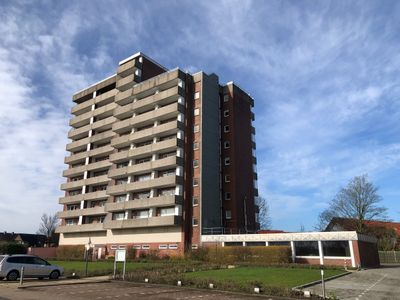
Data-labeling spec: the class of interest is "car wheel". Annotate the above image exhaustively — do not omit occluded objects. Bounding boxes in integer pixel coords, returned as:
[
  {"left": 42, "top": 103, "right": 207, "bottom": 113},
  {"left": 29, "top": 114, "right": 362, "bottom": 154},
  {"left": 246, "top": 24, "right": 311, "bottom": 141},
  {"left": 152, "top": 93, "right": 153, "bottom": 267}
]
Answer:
[
  {"left": 49, "top": 270, "right": 60, "bottom": 280},
  {"left": 7, "top": 270, "right": 19, "bottom": 281},
  {"left": 0, "top": 277, "right": 4, "bottom": 281}
]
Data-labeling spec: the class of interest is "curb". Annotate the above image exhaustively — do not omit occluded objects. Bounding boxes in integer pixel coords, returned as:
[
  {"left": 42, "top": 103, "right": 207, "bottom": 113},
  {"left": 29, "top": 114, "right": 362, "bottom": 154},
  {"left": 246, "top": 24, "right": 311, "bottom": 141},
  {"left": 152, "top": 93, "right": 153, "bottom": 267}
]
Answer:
[
  {"left": 292, "top": 271, "right": 351, "bottom": 290},
  {"left": 17, "top": 277, "right": 111, "bottom": 289}
]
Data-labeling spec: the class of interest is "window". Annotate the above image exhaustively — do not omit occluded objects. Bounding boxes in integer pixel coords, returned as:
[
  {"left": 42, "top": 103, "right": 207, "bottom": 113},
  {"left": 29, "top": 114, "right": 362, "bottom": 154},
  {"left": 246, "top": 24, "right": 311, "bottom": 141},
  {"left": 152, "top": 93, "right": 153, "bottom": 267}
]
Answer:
[
  {"left": 132, "top": 191, "right": 151, "bottom": 199},
  {"left": 225, "top": 242, "right": 243, "bottom": 247},
  {"left": 91, "top": 185, "right": 107, "bottom": 192},
  {"left": 224, "top": 157, "right": 230, "bottom": 165},
  {"left": 134, "top": 173, "right": 151, "bottom": 182},
  {"left": 66, "top": 218, "right": 78, "bottom": 226},
  {"left": 94, "top": 156, "right": 109, "bottom": 162},
  {"left": 110, "top": 245, "right": 118, "bottom": 250},
  {"left": 142, "top": 245, "right": 150, "bottom": 250},
  {"left": 193, "top": 125, "right": 200, "bottom": 133},
  {"left": 193, "top": 142, "right": 199, "bottom": 150},
  {"left": 159, "top": 134, "right": 176, "bottom": 141},
  {"left": 224, "top": 125, "right": 230, "bottom": 133},
  {"left": 193, "top": 178, "right": 199, "bottom": 186},
  {"left": 93, "top": 170, "right": 107, "bottom": 177},
  {"left": 246, "top": 242, "right": 266, "bottom": 247},
  {"left": 225, "top": 175, "right": 231, "bottom": 183},
  {"left": 294, "top": 241, "right": 319, "bottom": 256},
  {"left": 193, "top": 159, "right": 199, "bottom": 168},
  {"left": 192, "top": 244, "right": 198, "bottom": 250},
  {"left": 69, "top": 189, "right": 81, "bottom": 196},
  {"left": 224, "top": 141, "right": 230, "bottom": 149},
  {"left": 223, "top": 110, "right": 229, "bottom": 117},
  {"left": 132, "top": 209, "right": 149, "bottom": 219},
  {"left": 192, "top": 218, "right": 199, "bottom": 226},
  {"left": 159, "top": 244, "right": 168, "bottom": 250},
  {"left": 322, "top": 241, "right": 350, "bottom": 257},
  {"left": 159, "top": 151, "right": 175, "bottom": 159},
  {"left": 115, "top": 195, "right": 126, "bottom": 203},
  {"left": 158, "top": 188, "right": 175, "bottom": 196},
  {"left": 225, "top": 210, "right": 232, "bottom": 219},
  {"left": 136, "top": 156, "right": 151, "bottom": 164},
  {"left": 118, "top": 245, "right": 126, "bottom": 249},
  {"left": 117, "top": 162, "right": 129, "bottom": 169},
  {"left": 133, "top": 245, "right": 141, "bottom": 250},
  {"left": 67, "top": 204, "right": 79, "bottom": 211},
  {"left": 194, "top": 108, "right": 200, "bottom": 116},
  {"left": 159, "top": 169, "right": 175, "bottom": 177},
  {"left": 160, "top": 207, "right": 175, "bottom": 216},
  {"left": 113, "top": 212, "right": 125, "bottom": 221},
  {"left": 168, "top": 244, "right": 178, "bottom": 250},
  {"left": 223, "top": 94, "right": 229, "bottom": 102},
  {"left": 136, "top": 140, "right": 153, "bottom": 147},
  {"left": 225, "top": 192, "right": 231, "bottom": 200},
  {"left": 71, "top": 176, "right": 83, "bottom": 182},
  {"left": 194, "top": 92, "right": 200, "bottom": 99},
  {"left": 116, "top": 177, "right": 128, "bottom": 185},
  {"left": 192, "top": 197, "right": 199, "bottom": 206},
  {"left": 269, "top": 241, "right": 291, "bottom": 246}
]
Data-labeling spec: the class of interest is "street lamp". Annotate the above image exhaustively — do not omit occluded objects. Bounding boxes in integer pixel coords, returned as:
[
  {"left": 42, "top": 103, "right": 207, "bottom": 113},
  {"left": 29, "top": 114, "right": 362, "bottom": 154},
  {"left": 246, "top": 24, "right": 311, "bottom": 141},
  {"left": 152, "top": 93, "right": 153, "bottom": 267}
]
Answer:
[{"left": 85, "top": 237, "right": 92, "bottom": 277}]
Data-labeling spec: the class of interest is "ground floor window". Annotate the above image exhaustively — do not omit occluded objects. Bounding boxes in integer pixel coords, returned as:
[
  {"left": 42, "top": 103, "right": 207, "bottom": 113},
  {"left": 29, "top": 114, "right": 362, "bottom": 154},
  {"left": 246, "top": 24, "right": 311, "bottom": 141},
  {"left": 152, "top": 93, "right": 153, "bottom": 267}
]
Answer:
[
  {"left": 294, "top": 241, "right": 319, "bottom": 256},
  {"left": 322, "top": 241, "right": 350, "bottom": 257}
]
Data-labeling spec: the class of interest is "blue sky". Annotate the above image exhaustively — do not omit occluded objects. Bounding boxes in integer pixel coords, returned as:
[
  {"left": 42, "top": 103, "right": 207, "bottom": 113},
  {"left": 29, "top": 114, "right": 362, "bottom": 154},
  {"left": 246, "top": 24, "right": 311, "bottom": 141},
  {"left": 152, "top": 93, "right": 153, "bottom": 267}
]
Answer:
[{"left": 0, "top": 0, "right": 399, "bottom": 233}]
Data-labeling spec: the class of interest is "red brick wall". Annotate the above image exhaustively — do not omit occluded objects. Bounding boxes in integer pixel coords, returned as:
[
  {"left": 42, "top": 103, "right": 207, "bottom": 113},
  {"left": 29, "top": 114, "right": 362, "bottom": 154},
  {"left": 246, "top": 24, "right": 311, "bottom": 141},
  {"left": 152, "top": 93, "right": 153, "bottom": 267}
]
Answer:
[
  {"left": 105, "top": 242, "right": 185, "bottom": 258},
  {"left": 28, "top": 247, "right": 57, "bottom": 259}
]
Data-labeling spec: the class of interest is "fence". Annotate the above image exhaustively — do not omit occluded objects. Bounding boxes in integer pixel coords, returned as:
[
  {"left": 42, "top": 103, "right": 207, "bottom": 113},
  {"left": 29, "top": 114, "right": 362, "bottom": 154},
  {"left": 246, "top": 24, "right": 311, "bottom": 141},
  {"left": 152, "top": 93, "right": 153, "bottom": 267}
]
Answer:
[{"left": 379, "top": 251, "right": 400, "bottom": 264}]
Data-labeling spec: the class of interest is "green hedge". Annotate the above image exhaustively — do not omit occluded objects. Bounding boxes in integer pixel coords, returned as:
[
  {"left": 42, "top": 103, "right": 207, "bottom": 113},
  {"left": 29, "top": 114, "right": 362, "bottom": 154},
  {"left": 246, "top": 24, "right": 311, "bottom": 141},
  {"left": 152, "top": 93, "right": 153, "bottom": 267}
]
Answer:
[
  {"left": 187, "top": 246, "right": 291, "bottom": 264},
  {"left": 0, "top": 242, "right": 27, "bottom": 254}
]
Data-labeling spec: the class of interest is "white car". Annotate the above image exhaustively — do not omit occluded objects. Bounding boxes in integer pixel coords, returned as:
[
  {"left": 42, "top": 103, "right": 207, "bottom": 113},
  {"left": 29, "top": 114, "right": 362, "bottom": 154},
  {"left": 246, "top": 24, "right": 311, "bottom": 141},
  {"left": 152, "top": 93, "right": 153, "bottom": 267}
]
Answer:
[{"left": 0, "top": 255, "right": 64, "bottom": 281}]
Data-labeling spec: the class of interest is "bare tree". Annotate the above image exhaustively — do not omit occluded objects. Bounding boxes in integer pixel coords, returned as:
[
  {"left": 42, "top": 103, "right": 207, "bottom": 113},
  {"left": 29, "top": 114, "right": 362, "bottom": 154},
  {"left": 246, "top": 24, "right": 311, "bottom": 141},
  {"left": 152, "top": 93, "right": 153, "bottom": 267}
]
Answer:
[
  {"left": 316, "top": 175, "right": 388, "bottom": 232},
  {"left": 37, "top": 213, "right": 59, "bottom": 246},
  {"left": 256, "top": 196, "right": 272, "bottom": 230}
]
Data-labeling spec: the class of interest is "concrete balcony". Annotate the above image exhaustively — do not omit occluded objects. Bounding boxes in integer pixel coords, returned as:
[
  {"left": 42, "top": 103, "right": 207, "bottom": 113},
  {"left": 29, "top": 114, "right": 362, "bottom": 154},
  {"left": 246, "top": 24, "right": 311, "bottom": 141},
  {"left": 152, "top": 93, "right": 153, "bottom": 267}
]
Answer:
[
  {"left": 58, "top": 206, "right": 106, "bottom": 219},
  {"left": 71, "top": 88, "right": 117, "bottom": 117},
  {"left": 103, "top": 215, "right": 181, "bottom": 230},
  {"left": 111, "top": 121, "right": 184, "bottom": 149},
  {"left": 59, "top": 190, "right": 108, "bottom": 205},
  {"left": 107, "top": 175, "right": 182, "bottom": 195},
  {"left": 117, "top": 58, "right": 141, "bottom": 78},
  {"left": 113, "top": 102, "right": 183, "bottom": 134},
  {"left": 63, "top": 160, "right": 112, "bottom": 177},
  {"left": 65, "top": 145, "right": 113, "bottom": 164},
  {"left": 56, "top": 223, "right": 106, "bottom": 233},
  {"left": 105, "top": 195, "right": 182, "bottom": 212},
  {"left": 67, "top": 130, "right": 115, "bottom": 152},
  {"left": 114, "top": 86, "right": 184, "bottom": 118},
  {"left": 68, "top": 116, "right": 115, "bottom": 139},
  {"left": 108, "top": 156, "right": 183, "bottom": 179},
  {"left": 61, "top": 175, "right": 109, "bottom": 191},
  {"left": 116, "top": 74, "right": 140, "bottom": 92},
  {"left": 110, "top": 138, "right": 182, "bottom": 163},
  {"left": 70, "top": 102, "right": 116, "bottom": 128}
]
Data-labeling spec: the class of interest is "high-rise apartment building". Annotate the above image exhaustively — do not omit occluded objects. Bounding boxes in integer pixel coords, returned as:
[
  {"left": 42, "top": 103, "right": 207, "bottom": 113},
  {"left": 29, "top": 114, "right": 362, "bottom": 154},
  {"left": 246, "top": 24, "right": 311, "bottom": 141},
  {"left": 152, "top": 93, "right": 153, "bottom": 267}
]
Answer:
[{"left": 56, "top": 52, "right": 258, "bottom": 257}]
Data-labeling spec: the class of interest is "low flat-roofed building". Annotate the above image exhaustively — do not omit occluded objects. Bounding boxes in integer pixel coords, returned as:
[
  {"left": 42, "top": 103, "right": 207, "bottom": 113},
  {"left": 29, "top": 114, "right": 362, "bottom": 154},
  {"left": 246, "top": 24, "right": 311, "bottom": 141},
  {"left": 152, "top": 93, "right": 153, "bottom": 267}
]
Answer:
[{"left": 201, "top": 231, "right": 380, "bottom": 268}]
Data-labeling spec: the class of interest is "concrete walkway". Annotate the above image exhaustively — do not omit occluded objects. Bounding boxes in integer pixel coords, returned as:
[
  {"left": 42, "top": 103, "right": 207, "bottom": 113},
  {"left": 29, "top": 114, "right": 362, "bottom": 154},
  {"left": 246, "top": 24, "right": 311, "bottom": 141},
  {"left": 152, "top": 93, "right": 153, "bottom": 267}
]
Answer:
[{"left": 304, "top": 265, "right": 400, "bottom": 299}]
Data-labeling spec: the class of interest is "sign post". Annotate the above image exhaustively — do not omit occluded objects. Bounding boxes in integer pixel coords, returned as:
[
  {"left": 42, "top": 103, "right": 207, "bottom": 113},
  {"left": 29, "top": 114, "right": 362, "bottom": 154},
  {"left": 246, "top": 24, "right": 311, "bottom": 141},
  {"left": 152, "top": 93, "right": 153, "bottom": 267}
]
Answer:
[
  {"left": 320, "top": 267, "right": 326, "bottom": 299},
  {"left": 114, "top": 249, "right": 127, "bottom": 280}
]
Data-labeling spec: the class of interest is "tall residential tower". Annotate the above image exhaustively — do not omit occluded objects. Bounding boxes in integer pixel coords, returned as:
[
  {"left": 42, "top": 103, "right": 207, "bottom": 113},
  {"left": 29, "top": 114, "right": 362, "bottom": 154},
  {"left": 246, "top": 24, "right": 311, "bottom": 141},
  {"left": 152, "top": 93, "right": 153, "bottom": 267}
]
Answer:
[{"left": 56, "top": 52, "right": 258, "bottom": 257}]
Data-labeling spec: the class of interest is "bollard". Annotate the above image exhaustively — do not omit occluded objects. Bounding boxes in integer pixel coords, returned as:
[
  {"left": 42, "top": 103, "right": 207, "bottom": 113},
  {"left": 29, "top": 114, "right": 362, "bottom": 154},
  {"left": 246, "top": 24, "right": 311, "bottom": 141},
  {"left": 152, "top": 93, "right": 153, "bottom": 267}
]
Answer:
[
  {"left": 19, "top": 267, "right": 24, "bottom": 286},
  {"left": 144, "top": 278, "right": 149, "bottom": 283},
  {"left": 177, "top": 280, "right": 182, "bottom": 286},
  {"left": 209, "top": 283, "right": 214, "bottom": 289},
  {"left": 254, "top": 287, "right": 260, "bottom": 294}
]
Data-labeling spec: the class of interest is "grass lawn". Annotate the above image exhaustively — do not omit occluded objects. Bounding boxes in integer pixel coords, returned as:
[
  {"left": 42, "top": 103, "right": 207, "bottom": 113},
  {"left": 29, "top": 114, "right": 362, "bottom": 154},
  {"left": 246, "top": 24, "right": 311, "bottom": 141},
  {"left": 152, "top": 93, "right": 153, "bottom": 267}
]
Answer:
[
  {"left": 49, "top": 260, "right": 161, "bottom": 276},
  {"left": 184, "top": 267, "right": 345, "bottom": 288}
]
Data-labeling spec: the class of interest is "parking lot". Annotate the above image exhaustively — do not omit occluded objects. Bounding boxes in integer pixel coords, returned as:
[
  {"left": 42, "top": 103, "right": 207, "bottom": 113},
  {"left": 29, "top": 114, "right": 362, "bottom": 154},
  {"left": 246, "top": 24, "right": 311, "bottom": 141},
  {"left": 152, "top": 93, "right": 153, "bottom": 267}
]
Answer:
[
  {"left": 306, "top": 265, "right": 400, "bottom": 299},
  {"left": 0, "top": 281, "right": 288, "bottom": 300}
]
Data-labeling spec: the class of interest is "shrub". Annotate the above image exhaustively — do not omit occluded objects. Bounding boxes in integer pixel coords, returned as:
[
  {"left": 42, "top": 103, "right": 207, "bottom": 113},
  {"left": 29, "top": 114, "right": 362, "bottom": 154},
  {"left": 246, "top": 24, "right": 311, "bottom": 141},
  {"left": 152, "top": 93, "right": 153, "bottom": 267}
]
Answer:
[
  {"left": 56, "top": 245, "right": 85, "bottom": 260},
  {"left": 0, "top": 242, "right": 27, "bottom": 254},
  {"left": 186, "top": 247, "right": 209, "bottom": 261},
  {"left": 207, "top": 246, "right": 291, "bottom": 264},
  {"left": 127, "top": 248, "right": 137, "bottom": 260}
]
